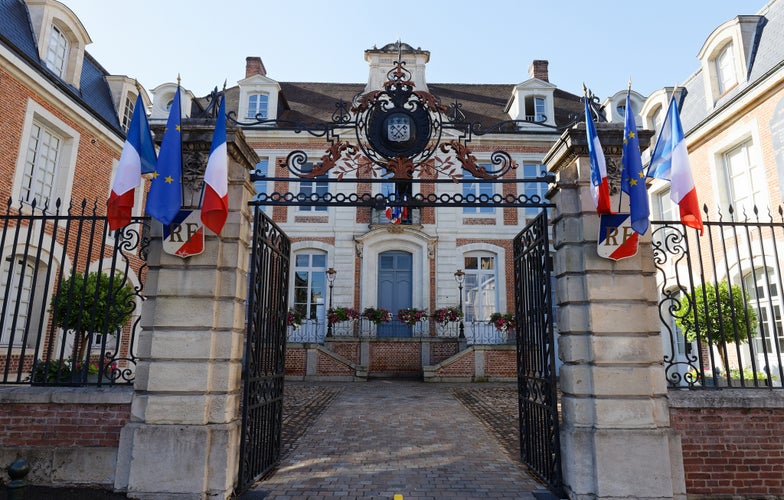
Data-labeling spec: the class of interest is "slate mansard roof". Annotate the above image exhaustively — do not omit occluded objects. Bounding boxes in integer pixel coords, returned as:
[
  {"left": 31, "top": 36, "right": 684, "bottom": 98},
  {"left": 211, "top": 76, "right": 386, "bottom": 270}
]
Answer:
[
  {"left": 679, "top": 0, "right": 784, "bottom": 133},
  {"left": 217, "top": 80, "right": 583, "bottom": 132},
  {"left": 0, "top": 0, "right": 124, "bottom": 136}
]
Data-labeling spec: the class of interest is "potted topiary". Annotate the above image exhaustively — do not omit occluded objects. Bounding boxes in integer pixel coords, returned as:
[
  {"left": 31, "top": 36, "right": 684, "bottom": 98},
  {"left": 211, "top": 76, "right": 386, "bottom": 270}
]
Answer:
[{"left": 49, "top": 271, "right": 135, "bottom": 382}]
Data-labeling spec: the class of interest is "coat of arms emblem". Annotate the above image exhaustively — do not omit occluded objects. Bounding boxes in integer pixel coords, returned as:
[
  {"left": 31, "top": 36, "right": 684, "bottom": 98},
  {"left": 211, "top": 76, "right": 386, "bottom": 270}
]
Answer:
[{"left": 387, "top": 115, "right": 410, "bottom": 142}]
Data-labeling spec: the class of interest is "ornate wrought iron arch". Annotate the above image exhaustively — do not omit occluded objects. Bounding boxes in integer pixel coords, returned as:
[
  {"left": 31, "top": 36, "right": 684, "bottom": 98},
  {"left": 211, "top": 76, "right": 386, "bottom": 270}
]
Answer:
[{"left": 227, "top": 54, "right": 579, "bottom": 209}]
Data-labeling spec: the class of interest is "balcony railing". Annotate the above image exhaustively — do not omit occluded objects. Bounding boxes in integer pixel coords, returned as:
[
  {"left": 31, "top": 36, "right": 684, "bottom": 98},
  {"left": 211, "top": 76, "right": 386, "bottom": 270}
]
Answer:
[{"left": 287, "top": 318, "right": 512, "bottom": 345}]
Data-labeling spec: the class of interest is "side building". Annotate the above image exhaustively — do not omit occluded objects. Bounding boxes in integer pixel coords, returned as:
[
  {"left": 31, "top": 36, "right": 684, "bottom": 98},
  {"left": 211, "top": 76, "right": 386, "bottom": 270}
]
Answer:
[
  {"left": 0, "top": 0, "right": 149, "bottom": 382},
  {"left": 636, "top": 0, "right": 784, "bottom": 386}
]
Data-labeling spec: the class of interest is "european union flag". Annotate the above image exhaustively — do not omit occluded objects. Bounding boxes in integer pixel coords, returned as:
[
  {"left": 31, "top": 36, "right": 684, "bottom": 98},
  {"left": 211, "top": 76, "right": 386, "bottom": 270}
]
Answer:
[
  {"left": 146, "top": 87, "right": 183, "bottom": 226},
  {"left": 620, "top": 90, "right": 649, "bottom": 235}
]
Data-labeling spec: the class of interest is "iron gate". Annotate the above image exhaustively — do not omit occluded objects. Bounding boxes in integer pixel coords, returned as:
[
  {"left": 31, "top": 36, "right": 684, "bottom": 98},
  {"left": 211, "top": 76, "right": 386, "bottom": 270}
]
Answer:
[
  {"left": 237, "top": 206, "right": 291, "bottom": 494},
  {"left": 513, "top": 210, "right": 563, "bottom": 495}
]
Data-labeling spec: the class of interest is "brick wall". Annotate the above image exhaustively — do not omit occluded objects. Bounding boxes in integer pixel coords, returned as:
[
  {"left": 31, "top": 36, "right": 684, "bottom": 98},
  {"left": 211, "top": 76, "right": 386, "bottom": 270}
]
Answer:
[
  {"left": 0, "top": 402, "right": 129, "bottom": 448},
  {"left": 370, "top": 343, "right": 421, "bottom": 375},
  {"left": 430, "top": 342, "right": 459, "bottom": 364},
  {"left": 330, "top": 342, "right": 360, "bottom": 363},
  {"left": 434, "top": 350, "right": 473, "bottom": 376},
  {"left": 317, "top": 350, "right": 355, "bottom": 376},
  {"left": 484, "top": 349, "right": 516, "bottom": 378},
  {"left": 0, "top": 387, "right": 132, "bottom": 486},
  {"left": 285, "top": 347, "right": 306, "bottom": 376},
  {"left": 669, "top": 390, "right": 784, "bottom": 497}
]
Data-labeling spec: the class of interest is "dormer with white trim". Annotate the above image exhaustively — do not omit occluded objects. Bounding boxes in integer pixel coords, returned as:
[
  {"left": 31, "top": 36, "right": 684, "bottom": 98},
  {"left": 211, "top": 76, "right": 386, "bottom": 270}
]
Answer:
[
  {"left": 364, "top": 42, "right": 430, "bottom": 93},
  {"left": 149, "top": 83, "right": 194, "bottom": 122},
  {"left": 105, "top": 76, "right": 152, "bottom": 132},
  {"left": 237, "top": 56, "right": 281, "bottom": 122},
  {"left": 24, "top": 0, "right": 91, "bottom": 89},
  {"left": 640, "top": 87, "right": 684, "bottom": 164},
  {"left": 506, "top": 61, "right": 556, "bottom": 128},
  {"left": 697, "top": 15, "right": 764, "bottom": 107},
  {"left": 603, "top": 89, "right": 645, "bottom": 125}
]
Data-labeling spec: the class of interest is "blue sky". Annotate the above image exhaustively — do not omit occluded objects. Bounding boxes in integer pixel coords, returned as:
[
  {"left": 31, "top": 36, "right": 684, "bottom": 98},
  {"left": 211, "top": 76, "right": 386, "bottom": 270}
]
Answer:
[{"left": 65, "top": 0, "right": 766, "bottom": 101}]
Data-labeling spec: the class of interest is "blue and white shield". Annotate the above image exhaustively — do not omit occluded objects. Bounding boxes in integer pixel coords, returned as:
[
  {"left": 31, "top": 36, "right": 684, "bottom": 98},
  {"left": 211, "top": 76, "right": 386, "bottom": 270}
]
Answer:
[{"left": 387, "top": 115, "right": 410, "bottom": 142}]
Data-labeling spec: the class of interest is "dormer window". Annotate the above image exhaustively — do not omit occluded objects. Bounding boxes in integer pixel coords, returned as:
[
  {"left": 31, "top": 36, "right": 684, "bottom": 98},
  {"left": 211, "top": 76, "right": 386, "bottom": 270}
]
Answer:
[
  {"left": 247, "top": 93, "right": 269, "bottom": 119},
  {"left": 45, "top": 24, "right": 68, "bottom": 77},
  {"left": 714, "top": 43, "right": 737, "bottom": 95},
  {"left": 525, "top": 96, "right": 546, "bottom": 122},
  {"left": 121, "top": 92, "right": 135, "bottom": 132},
  {"left": 25, "top": 0, "right": 92, "bottom": 89},
  {"left": 697, "top": 15, "right": 762, "bottom": 107}
]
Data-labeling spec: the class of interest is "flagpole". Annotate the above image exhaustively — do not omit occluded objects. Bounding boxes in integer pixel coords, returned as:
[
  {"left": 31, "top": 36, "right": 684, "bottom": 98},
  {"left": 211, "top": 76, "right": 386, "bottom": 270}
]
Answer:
[
  {"left": 644, "top": 82, "right": 679, "bottom": 178},
  {"left": 618, "top": 79, "right": 632, "bottom": 213}
]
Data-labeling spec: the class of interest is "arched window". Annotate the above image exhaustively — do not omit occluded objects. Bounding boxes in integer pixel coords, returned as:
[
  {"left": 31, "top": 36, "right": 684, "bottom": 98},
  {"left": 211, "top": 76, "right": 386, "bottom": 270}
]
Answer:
[
  {"left": 0, "top": 256, "right": 45, "bottom": 347},
  {"left": 745, "top": 267, "right": 784, "bottom": 359},
  {"left": 463, "top": 252, "right": 498, "bottom": 322}
]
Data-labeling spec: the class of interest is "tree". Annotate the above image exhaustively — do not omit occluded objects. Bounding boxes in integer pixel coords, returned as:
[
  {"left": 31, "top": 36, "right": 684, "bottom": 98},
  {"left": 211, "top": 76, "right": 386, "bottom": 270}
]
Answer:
[
  {"left": 50, "top": 271, "right": 135, "bottom": 365},
  {"left": 675, "top": 280, "right": 758, "bottom": 373}
]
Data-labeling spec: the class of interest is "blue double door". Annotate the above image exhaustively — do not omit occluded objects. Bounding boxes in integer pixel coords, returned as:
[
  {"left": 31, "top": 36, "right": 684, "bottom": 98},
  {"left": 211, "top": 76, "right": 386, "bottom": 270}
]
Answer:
[{"left": 377, "top": 251, "right": 412, "bottom": 337}]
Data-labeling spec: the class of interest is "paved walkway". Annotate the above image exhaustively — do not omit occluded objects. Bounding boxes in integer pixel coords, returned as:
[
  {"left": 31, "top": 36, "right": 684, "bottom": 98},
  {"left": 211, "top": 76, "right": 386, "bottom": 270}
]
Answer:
[{"left": 245, "top": 380, "right": 543, "bottom": 499}]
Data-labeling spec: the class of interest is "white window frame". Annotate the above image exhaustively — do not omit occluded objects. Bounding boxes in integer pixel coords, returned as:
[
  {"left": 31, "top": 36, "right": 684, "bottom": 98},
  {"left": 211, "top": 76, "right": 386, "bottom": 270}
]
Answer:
[
  {"left": 718, "top": 139, "right": 766, "bottom": 215},
  {"left": 521, "top": 163, "right": 548, "bottom": 220},
  {"left": 463, "top": 168, "right": 495, "bottom": 215},
  {"left": 298, "top": 163, "right": 328, "bottom": 213},
  {"left": 121, "top": 92, "right": 136, "bottom": 133},
  {"left": 462, "top": 252, "right": 499, "bottom": 322},
  {"left": 253, "top": 158, "right": 271, "bottom": 214},
  {"left": 45, "top": 24, "right": 69, "bottom": 78},
  {"left": 714, "top": 43, "right": 737, "bottom": 96},
  {"left": 745, "top": 267, "right": 784, "bottom": 363},
  {"left": 0, "top": 255, "right": 45, "bottom": 348},
  {"left": 293, "top": 252, "right": 328, "bottom": 322},
  {"left": 12, "top": 100, "right": 79, "bottom": 210},
  {"left": 247, "top": 93, "right": 269, "bottom": 119}
]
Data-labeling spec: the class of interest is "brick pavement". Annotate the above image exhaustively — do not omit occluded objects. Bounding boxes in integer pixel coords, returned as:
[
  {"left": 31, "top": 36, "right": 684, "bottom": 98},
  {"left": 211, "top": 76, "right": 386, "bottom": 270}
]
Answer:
[{"left": 246, "top": 380, "right": 543, "bottom": 499}]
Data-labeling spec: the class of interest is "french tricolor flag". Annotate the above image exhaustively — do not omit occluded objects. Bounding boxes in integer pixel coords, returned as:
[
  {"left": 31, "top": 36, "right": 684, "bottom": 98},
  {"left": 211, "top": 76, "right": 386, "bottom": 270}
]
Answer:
[
  {"left": 584, "top": 96, "right": 612, "bottom": 214},
  {"left": 648, "top": 97, "right": 704, "bottom": 234},
  {"left": 201, "top": 95, "right": 228, "bottom": 235},
  {"left": 107, "top": 94, "right": 156, "bottom": 230}
]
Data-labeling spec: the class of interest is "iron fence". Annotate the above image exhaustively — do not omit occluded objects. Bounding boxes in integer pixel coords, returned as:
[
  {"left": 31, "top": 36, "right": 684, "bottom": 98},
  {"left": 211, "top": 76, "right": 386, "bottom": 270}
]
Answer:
[
  {"left": 286, "top": 318, "right": 511, "bottom": 344},
  {"left": 654, "top": 206, "right": 784, "bottom": 389},
  {"left": 0, "top": 198, "right": 148, "bottom": 386}
]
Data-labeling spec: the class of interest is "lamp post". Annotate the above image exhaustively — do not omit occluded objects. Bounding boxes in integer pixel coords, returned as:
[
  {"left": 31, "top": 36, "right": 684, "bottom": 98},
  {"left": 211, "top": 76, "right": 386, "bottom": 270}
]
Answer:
[
  {"left": 326, "top": 267, "right": 336, "bottom": 337},
  {"left": 454, "top": 269, "right": 465, "bottom": 339}
]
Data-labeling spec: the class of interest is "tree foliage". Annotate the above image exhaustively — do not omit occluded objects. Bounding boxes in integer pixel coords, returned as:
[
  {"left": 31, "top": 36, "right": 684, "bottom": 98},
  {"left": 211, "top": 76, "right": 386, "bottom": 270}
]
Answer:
[
  {"left": 50, "top": 271, "right": 135, "bottom": 361},
  {"left": 675, "top": 280, "right": 758, "bottom": 346}
]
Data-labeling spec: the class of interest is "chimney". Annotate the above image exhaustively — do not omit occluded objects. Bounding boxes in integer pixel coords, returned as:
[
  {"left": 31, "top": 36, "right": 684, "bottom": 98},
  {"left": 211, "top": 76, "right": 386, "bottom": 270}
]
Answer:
[
  {"left": 529, "top": 60, "right": 549, "bottom": 82},
  {"left": 245, "top": 56, "right": 266, "bottom": 78}
]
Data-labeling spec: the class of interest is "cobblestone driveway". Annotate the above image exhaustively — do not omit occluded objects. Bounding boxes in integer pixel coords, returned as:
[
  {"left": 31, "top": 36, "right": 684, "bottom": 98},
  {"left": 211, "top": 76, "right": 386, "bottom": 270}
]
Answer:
[{"left": 245, "top": 381, "right": 542, "bottom": 499}]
